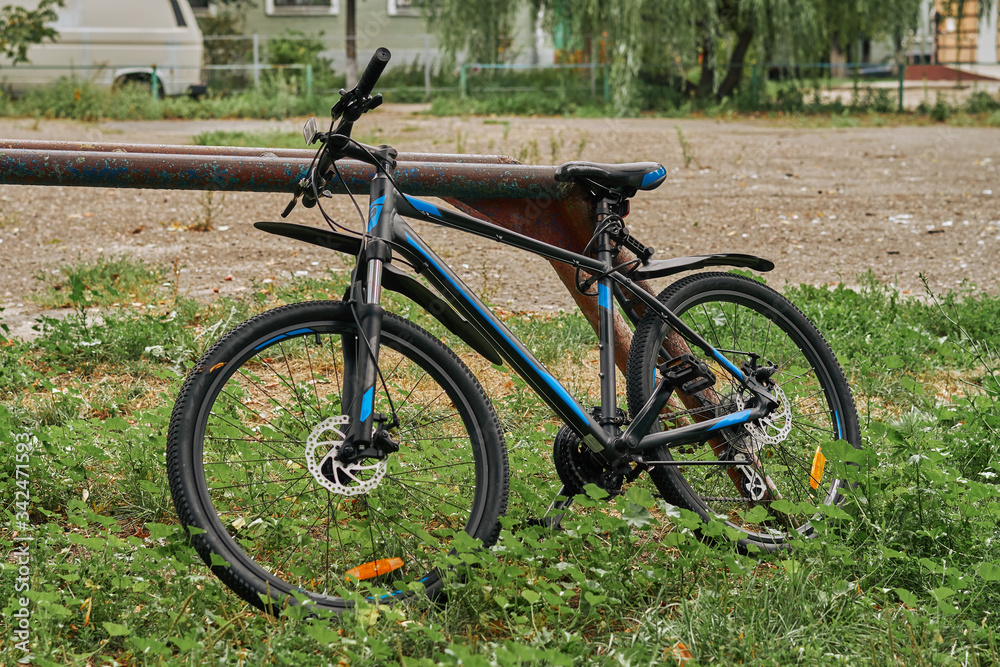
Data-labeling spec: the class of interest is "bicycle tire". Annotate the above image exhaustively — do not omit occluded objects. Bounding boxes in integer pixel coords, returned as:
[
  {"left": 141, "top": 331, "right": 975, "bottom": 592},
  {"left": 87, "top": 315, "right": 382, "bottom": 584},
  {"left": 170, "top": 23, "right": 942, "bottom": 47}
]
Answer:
[
  {"left": 167, "top": 300, "right": 508, "bottom": 612},
  {"left": 625, "top": 273, "right": 860, "bottom": 552}
]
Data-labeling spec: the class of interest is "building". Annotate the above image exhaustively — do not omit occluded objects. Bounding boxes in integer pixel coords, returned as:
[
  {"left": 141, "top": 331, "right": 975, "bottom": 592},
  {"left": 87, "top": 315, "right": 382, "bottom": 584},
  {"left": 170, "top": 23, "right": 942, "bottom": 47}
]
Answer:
[
  {"left": 189, "top": 0, "right": 550, "bottom": 73},
  {"left": 932, "top": 0, "right": 1000, "bottom": 63}
]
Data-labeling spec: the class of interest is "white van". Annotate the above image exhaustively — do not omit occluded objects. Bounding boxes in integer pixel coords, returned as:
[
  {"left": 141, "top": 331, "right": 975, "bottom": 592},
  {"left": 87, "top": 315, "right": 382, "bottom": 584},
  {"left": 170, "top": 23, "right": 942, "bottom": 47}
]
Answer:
[{"left": 0, "top": 0, "right": 205, "bottom": 97}]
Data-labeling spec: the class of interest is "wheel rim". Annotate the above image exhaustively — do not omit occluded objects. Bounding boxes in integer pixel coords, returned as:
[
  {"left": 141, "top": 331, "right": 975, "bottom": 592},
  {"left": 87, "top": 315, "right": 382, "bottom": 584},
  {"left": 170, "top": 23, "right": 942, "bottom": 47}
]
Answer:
[
  {"left": 190, "top": 321, "right": 487, "bottom": 606},
  {"left": 647, "top": 287, "right": 850, "bottom": 544}
]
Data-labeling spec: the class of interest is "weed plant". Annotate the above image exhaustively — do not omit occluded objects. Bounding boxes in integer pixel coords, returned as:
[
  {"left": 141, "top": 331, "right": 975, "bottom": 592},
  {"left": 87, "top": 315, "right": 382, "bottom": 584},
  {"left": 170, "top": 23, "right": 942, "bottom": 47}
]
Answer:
[
  {"left": 0, "top": 74, "right": 322, "bottom": 122},
  {"left": 1, "top": 259, "right": 999, "bottom": 665}
]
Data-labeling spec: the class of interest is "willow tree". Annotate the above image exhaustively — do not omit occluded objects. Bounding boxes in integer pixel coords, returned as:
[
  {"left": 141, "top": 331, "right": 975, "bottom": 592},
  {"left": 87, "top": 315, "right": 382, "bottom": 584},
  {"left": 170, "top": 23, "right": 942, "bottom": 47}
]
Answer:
[
  {"left": 424, "top": 0, "right": 523, "bottom": 65},
  {"left": 426, "top": 0, "right": 925, "bottom": 114}
]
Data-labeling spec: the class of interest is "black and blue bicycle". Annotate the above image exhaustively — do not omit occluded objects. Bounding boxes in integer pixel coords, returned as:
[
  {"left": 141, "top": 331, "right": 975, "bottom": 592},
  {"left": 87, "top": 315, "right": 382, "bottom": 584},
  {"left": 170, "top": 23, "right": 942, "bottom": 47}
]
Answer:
[{"left": 167, "top": 48, "right": 861, "bottom": 613}]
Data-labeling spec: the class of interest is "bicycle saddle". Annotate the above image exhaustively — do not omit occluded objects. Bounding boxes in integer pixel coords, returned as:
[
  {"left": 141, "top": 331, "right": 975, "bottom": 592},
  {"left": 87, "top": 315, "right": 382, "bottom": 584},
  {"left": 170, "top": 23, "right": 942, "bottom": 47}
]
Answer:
[{"left": 554, "top": 161, "right": 666, "bottom": 192}]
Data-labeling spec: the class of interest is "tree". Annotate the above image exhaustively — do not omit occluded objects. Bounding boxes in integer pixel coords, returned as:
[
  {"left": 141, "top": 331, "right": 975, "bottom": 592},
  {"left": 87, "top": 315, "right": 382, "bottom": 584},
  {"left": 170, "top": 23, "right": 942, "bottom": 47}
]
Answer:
[
  {"left": 426, "top": 0, "right": 928, "bottom": 114},
  {"left": 346, "top": 0, "right": 356, "bottom": 88},
  {"left": 0, "top": 0, "right": 63, "bottom": 65},
  {"left": 425, "top": 0, "right": 522, "bottom": 65}
]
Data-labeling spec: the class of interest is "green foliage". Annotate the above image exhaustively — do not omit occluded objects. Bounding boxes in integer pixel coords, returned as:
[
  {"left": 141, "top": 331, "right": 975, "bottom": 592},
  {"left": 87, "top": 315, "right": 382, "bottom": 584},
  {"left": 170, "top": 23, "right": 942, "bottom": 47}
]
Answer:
[
  {"left": 0, "top": 73, "right": 324, "bottom": 121},
  {"left": 428, "top": 0, "right": 923, "bottom": 114},
  {"left": 267, "top": 29, "right": 340, "bottom": 92},
  {"left": 424, "top": 0, "right": 521, "bottom": 65},
  {"left": 31, "top": 255, "right": 167, "bottom": 309},
  {"left": 2, "top": 264, "right": 1000, "bottom": 664},
  {"left": 0, "top": 0, "right": 63, "bottom": 65}
]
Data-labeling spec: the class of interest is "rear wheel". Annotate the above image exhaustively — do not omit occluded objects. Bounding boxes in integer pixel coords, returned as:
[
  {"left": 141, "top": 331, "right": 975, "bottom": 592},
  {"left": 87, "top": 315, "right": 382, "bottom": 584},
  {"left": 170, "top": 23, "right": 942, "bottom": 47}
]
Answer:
[
  {"left": 626, "top": 273, "right": 860, "bottom": 551},
  {"left": 167, "top": 301, "right": 508, "bottom": 612}
]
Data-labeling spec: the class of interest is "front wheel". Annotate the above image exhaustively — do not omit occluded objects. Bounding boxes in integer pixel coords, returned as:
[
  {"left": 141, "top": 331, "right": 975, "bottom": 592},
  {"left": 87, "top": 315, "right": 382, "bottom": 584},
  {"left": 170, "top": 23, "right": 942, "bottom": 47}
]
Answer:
[
  {"left": 625, "top": 273, "right": 860, "bottom": 552},
  {"left": 167, "top": 301, "right": 508, "bottom": 612}
]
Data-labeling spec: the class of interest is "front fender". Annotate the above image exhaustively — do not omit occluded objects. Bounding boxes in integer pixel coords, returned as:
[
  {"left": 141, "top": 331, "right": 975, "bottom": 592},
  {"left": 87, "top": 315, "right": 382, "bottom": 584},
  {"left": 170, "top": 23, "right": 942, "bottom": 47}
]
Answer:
[{"left": 254, "top": 222, "right": 504, "bottom": 365}]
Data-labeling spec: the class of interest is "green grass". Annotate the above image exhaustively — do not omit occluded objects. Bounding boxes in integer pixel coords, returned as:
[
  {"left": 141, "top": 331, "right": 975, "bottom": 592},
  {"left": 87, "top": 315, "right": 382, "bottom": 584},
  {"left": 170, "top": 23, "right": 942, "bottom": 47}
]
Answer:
[
  {"left": 192, "top": 129, "right": 311, "bottom": 149},
  {"left": 192, "top": 129, "right": 382, "bottom": 150},
  {"left": 31, "top": 255, "right": 168, "bottom": 309},
  {"left": 2, "top": 259, "right": 999, "bottom": 665}
]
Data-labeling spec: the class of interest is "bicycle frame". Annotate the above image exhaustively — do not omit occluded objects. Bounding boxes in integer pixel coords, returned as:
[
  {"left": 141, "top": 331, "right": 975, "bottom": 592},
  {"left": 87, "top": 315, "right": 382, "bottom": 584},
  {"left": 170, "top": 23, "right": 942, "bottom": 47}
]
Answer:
[{"left": 334, "top": 160, "right": 776, "bottom": 468}]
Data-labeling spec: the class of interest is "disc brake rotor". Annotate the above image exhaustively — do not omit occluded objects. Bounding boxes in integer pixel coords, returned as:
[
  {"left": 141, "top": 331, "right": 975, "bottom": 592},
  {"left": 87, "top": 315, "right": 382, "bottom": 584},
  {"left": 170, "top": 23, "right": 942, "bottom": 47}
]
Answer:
[
  {"left": 724, "top": 384, "right": 792, "bottom": 454},
  {"left": 304, "top": 416, "right": 387, "bottom": 496},
  {"left": 744, "top": 384, "right": 792, "bottom": 446}
]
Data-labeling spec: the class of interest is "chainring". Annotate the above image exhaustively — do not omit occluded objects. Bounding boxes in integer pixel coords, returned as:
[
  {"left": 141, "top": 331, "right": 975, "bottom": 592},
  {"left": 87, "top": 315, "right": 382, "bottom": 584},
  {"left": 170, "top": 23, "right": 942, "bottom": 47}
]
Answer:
[
  {"left": 304, "top": 416, "right": 387, "bottom": 496},
  {"left": 552, "top": 425, "right": 606, "bottom": 497}
]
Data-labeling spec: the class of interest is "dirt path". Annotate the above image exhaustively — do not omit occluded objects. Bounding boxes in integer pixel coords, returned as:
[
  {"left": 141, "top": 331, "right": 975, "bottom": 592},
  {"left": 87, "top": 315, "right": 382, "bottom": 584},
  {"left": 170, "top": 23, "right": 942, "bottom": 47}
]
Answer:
[{"left": 1, "top": 109, "right": 998, "bottom": 338}]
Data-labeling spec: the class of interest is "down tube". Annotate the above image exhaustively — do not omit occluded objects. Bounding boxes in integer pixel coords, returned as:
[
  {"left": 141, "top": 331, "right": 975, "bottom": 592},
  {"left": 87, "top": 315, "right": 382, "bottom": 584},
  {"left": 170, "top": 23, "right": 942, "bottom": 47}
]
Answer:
[{"left": 398, "top": 228, "right": 610, "bottom": 452}]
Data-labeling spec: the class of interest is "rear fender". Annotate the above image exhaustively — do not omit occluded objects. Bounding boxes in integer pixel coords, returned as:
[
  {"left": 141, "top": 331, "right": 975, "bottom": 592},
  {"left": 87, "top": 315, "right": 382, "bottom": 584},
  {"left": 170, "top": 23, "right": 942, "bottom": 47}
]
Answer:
[{"left": 629, "top": 253, "right": 774, "bottom": 280}]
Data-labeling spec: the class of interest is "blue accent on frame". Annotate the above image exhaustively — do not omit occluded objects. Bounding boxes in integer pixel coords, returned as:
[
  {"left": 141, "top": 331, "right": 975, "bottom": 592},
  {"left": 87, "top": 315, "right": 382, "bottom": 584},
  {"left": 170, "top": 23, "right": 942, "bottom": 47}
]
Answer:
[
  {"left": 368, "top": 195, "right": 386, "bottom": 231},
  {"left": 711, "top": 348, "right": 745, "bottom": 380},
  {"left": 598, "top": 283, "right": 612, "bottom": 311},
  {"left": 404, "top": 195, "right": 441, "bottom": 217},
  {"left": 834, "top": 409, "right": 842, "bottom": 439},
  {"left": 404, "top": 232, "right": 589, "bottom": 424},
  {"left": 360, "top": 386, "right": 374, "bottom": 422},
  {"left": 253, "top": 328, "right": 314, "bottom": 350},
  {"left": 640, "top": 166, "right": 666, "bottom": 187},
  {"left": 708, "top": 408, "right": 753, "bottom": 432}
]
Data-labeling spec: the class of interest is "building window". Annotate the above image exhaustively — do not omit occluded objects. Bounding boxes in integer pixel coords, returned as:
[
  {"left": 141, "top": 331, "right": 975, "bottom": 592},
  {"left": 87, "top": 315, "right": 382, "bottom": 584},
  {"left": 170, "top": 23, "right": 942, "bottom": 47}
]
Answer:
[
  {"left": 265, "top": 0, "right": 339, "bottom": 16},
  {"left": 188, "top": 0, "right": 214, "bottom": 15},
  {"left": 387, "top": 0, "right": 423, "bottom": 17}
]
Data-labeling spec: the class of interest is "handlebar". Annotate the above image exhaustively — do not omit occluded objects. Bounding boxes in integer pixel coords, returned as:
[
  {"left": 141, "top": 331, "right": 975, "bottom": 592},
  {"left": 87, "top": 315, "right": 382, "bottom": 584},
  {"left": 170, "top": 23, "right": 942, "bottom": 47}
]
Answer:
[
  {"left": 355, "top": 47, "right": 391, "bottom": 102},
  {"left": 283, "top": 48, "right": 392, "bottom": 217}
]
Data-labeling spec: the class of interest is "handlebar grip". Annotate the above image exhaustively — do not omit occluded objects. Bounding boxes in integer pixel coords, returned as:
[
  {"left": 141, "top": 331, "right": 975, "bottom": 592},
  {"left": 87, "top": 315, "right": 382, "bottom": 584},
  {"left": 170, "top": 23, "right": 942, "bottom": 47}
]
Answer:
[{"left": 355, "top": 47, "right": 391, "bottom": 98}]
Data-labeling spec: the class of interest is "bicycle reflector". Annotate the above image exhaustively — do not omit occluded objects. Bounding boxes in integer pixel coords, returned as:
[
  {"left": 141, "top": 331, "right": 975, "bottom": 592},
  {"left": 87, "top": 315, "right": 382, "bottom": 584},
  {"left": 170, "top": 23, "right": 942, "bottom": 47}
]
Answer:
[
  {"left": 346, "top": 557, "right": 405, "bottom": 581},
  {"left": 809, "top": 446, "right": 826, "bottom": 490}
]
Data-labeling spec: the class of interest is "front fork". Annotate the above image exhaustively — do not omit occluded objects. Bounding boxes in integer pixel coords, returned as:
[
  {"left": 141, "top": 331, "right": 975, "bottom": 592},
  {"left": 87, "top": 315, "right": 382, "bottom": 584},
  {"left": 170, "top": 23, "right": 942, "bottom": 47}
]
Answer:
[{"left": 340, "top": 177, "right": 394, "bottom": 458}]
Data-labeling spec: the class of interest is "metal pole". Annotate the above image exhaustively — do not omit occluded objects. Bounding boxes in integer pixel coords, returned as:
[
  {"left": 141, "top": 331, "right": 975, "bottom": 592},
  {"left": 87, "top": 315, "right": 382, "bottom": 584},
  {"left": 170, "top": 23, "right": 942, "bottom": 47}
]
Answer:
[
  {"left": 460, "top": 63, "right": 468, "bottom": 99},
  {"left": 151, "top": 66, "right": 159, "bottom": 98},
  {"left": 306, "top": 64, "right": 313, "bottom": 98},
  {"left": 424, "top": 34, "right": 432, "bottom": 101},
  {"left": 253, "top": 33, "right": 260, "bottom": 87},
  {"left": 603, "top": 65, "right": 610, "bottom": 104},
  {"left": 590, "top": 35, "right": 597, "bottom": 99},
  {"left": 898, "top": 63, "right": 905, "bottom": 113}
]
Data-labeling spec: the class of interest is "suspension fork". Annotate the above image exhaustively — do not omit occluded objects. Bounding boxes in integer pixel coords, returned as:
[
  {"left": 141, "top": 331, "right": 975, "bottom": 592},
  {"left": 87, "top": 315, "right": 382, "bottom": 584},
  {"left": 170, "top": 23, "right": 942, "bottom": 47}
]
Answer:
[{"left": 341, "top": 172, "right": 394, "bottom": 457}]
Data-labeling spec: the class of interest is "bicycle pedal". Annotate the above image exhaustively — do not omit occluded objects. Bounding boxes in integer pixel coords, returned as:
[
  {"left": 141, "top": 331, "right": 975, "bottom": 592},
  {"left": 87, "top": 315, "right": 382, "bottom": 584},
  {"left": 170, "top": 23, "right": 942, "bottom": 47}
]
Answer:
[
  {"left": 657, "top": 353, "right": 716, "bottom": 392},
  {"left": 681, "top": 376, "right": 715, "bottom": 394}
]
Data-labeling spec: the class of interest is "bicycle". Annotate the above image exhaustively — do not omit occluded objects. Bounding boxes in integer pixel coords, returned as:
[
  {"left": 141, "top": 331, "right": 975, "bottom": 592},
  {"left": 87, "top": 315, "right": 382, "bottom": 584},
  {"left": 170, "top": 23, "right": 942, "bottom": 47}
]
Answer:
[{"left": 166, "top": 47, "right": 861, "bottom": 614}]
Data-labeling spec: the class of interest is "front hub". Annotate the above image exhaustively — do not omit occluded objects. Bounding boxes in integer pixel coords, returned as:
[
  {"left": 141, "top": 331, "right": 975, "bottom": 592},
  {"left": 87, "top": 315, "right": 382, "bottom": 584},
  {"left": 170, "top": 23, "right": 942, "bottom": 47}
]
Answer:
[{"left": 304, "top": 416, "right": 387, "bottom": 496}]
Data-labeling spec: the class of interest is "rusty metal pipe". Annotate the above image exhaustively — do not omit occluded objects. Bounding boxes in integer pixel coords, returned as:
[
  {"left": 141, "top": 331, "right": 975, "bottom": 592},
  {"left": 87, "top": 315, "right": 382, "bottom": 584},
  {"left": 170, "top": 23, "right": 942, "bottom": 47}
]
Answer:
[
  {"left": 0, "top": 147, "right": 569, "bottom": 199},
  {"left": 0, "top": 139, "right": 519, "bottom": 165}
]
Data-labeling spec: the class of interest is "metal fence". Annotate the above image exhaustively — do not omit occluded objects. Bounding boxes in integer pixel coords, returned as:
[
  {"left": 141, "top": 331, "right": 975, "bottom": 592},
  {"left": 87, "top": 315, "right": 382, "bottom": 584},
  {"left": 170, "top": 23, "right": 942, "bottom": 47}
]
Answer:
[
  {"left": 2, "top": 45, "right": 997, "bottom": 112},
  {"left": 458, "top": 62, "right": 610, "bottom": 102},
  {"left": 744, "top": 61, "right": 1000, "bottom": 112}
]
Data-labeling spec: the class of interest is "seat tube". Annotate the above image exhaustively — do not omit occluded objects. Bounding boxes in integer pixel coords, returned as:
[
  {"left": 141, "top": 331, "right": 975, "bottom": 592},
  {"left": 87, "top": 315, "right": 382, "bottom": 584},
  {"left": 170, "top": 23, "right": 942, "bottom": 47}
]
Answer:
[{"left": 595, "top": 199, "right": 618, "bottom": 436}]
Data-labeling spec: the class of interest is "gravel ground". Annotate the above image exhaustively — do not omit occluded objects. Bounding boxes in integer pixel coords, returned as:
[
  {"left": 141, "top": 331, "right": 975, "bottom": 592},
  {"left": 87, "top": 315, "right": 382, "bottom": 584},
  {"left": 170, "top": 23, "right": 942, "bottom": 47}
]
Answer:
[{"left": 1, "top": 109, "right": 998, "bottom": 338}]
